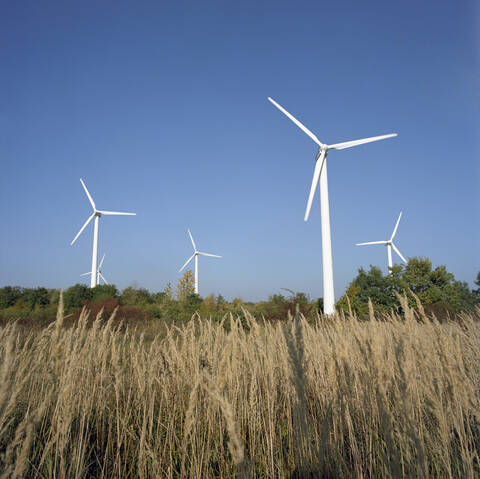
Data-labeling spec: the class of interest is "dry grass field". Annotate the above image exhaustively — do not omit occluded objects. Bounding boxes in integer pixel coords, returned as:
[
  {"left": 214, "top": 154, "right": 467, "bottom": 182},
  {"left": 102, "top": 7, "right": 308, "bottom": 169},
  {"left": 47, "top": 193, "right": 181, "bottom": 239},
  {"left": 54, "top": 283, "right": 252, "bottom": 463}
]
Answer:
[{"left": 0, "top": 296, "right": 479, "bottom": 478}]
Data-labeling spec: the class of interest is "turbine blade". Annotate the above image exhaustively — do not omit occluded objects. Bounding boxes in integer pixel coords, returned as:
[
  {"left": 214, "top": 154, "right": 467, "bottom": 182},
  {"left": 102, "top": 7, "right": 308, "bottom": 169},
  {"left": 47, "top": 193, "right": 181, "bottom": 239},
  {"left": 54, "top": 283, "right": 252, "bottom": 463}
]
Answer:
[
  {"left": 97, "top": 210, "right": 136, "bottom": 216},
  {"left": 70, "top": 213, "right": 95, "bottom": 245},
  {"left": 179, "top": 254, "right": 195, "bottom": 272},
  {"left": 99, "top": 273, "right": 109, "bottom": 285},
  {"left": 198, "top": 252, "right": 222, "bottom": 258},
  {"left": 80, "top": 179, "right": 96, "bottom": 209},
  {"left": 187, "top": 229, "right": 197, "bottom": 251},
  {"left": 328, "top": 133, "right": 397, "bottom": 150},
  {"left": 390, "top": 211, "right": 403, "bottom": 241},
  {"left": 304, "top": 150, "right": 326, "bottom": 222},
  {"left": 355, "top": 241, "right": 387, "bottom": 246},
  {"left": 80, "top": 272, "right": 91, "bottom": 276},
  {"left": 392, "top": 243, "right": 407, "bottom": 263},
  {"left": 268, "top": 97, "right": 323, "bottom": 147}
]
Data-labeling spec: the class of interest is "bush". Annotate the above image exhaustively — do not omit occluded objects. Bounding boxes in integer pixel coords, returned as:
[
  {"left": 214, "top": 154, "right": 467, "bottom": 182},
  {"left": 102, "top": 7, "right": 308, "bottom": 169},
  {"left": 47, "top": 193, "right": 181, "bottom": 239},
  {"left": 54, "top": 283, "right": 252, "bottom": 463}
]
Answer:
[{"left": 67, "top": 299, "right": 151, "bottom": 328}]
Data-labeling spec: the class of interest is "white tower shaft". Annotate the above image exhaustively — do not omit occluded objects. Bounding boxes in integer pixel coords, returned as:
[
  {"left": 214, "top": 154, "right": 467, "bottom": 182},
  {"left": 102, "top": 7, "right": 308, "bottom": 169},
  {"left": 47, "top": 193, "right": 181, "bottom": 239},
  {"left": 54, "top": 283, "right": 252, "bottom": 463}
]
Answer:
[
  {"left": 387, "top": 244, "right": 393, "bottom": 272},
  {"left": 194, "top": 254, "right": 199, "bottom": 294},
  {"left": 91, "top": 215, "right": 99, "bottom": 288},
  {"left": 319, "top": 159, "right": 335, "bottom": 315}
]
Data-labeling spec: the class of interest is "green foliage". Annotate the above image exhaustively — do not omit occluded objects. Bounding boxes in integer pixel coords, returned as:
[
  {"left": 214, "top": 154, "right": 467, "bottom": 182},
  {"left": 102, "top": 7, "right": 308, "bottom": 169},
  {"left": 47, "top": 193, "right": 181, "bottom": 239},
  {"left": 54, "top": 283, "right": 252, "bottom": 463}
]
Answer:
[
  {"left": 121, "top": 286, "right": 153, "bottom": 306},
  {"left": 337, "top": 257, "right": 477, "bottom": 315},
  {"left": 269, "top": 294, "right": 286, "bottom": 305},
  {"left": 163, "top": 282, "right": 173, "bottom": 300},
  {"left": 151, "top": 291, "right": 166, "bottom": 303},
  {"left": 91, "top": 284, "right": 119, "bottom": 302},
  {"left": 315, "top": 297, "right": 324, "bottom": 314},
  {"left": 253, "top": 291, "right": 317, "bottom": 320},
  {"left": 176, "top": 270, "right": 195, "bottom": 302},
  {"left": 216, "top": 294, "right": 226, "bottom": 307},
  {"left": 183, "top": 293, "right": 203, "bottom": 315},
  {"left": 199, "top": 293, "right": 217, "bottom": 316},
  {"left": 5, "top": 287, "right": 51, "bottom": 311},
  {"left": 1, "top": 261, "right": 477, "bottom": 326},
  {"left": 64, "top": 284, "right": 92, "bottom": 311},
  {"left": 0, "top": 286, "right": 24, "bottom": 309},
  {"left": 473, "top": 272, "right": 480, "bottom": 300}
]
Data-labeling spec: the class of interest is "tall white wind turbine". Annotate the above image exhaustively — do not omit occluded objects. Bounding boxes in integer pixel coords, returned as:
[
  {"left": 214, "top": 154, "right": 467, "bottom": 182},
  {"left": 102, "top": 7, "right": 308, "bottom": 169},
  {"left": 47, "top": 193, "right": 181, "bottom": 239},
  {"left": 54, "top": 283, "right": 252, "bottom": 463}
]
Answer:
[
  {"left": 268, "top": 97, "right": 397, "bottom": 315},
  {"left": 179, "top": 229, "right": 221, "bottom": 294},
  {"left": 81, "top": 253, "right": 109, "bottom": 285},
  {"left": 71, "top": 179, "right": 135, "bottom": 288},
  {"left": 356, "top": 212, "right": 407, "bottom": 273}
]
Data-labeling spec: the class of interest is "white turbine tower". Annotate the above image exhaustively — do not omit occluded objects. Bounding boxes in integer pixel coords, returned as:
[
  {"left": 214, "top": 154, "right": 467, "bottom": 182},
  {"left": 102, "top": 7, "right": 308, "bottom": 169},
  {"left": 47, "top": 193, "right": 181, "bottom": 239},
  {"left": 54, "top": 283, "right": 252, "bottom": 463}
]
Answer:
[
  {"left": 356, "top": 212, "right": 407, "bottom": 273},
  {"left": 179, "top": 229, "right": 221, "bottom": 294},
  {"left": 81, "top": 253, "right": 109, "bottom": 285},
  {"left": 268, "top": 97, "right": 397, "bottom": 315},
  {"left": 71, "top": 179, "right": 135, "bottom": 288}
]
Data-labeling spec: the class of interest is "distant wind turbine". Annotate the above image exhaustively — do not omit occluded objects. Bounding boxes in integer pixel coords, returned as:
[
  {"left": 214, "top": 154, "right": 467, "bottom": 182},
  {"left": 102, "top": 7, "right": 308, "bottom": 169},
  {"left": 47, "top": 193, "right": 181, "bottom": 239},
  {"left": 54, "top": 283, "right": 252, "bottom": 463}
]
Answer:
[
  {"left": 268, "top": 97, "right": 397, "bottom": 314},
  {"left": 356, "top": 212, "right": 407, "bottom": 273},
  {"left": 179, "top": 229, "right": 221, "bottom": 294},
  {"left": 71, "top": 179, "right": 135, "bottom": 288},
  {"left": 81, "top": 253, "right": 109, "bottom": 285}
]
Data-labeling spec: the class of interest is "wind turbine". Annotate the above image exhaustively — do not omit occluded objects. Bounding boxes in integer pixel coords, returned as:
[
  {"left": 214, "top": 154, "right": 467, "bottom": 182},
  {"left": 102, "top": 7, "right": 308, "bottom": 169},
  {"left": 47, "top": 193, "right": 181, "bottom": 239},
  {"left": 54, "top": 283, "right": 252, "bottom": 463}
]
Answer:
[
  {"left": 179, "top": 229, "right": 221, "bottom": 294},
  {"left": 268, "top": 97, "right": 397, "bottom": 315},
  {"left": 71, "top": 179, "right": 135, "bottom": 288},
  {"left": 81, "top": 253, "right": 109, "bottom": 285},
  {"left": 356, "top": 212, "right": 407, "bottom": 273}
]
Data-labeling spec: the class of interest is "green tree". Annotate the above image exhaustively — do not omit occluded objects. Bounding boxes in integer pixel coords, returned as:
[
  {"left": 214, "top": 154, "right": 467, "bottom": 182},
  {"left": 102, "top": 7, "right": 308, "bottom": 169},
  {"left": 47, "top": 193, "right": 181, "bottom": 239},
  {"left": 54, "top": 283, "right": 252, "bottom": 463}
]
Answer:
[
  {"left": 473, "top": 272, "right": 480, "bottom": 301},
  {"left": 269, "top": 294, "right": 286, "bottom": 306},
  {"left": 354, "top": 266, "right": 397, "bottom": 311},
  {"left": 12, "top": 287, "right": 51, "bottom": 311},
  {"left": 91, "top": 284, "right": 119, "bottom": 302},
  {"left": 315, "top": 297, "right": 324, "bottom": 314},
  {"left": 50, "top": 289, "right": 60, "bottom": 306},
  {"left": 163, "top": 282, "right": 173, "bottom": 300},
  {"left": 294, "top": 292, "right": 311, "bottom": 316},
  {"left": 184, "top": 293, "right": 202, "bottom": 315},
  {"left": 134, "top": 288, "right": 153, "bottom": 305},
  {"left": 336, "top": 283, "right": 363, "bottom": 314},
  {"left": 0, "top": 286, "right": 23, "bottom": 309},
  {"left": 152, "top": 291, "right": 167, "bottom": 303},
  {"left": 216, "top": 294, "right": 226, "bottom": 307},
  {"left": 64, "top": 284, "right": 92, "bottom": 311},
  {"left": 121, "top": 286, "right": 152, "bottom": 306},
  {"left": 176, "top": 270, "right": 195, "bottom": 302},
  {"left": 200, "top": 293, "right": 217, "bottom": 316},
  {"left": 337, "top": 258, "right": 477, "bottom": 315}
]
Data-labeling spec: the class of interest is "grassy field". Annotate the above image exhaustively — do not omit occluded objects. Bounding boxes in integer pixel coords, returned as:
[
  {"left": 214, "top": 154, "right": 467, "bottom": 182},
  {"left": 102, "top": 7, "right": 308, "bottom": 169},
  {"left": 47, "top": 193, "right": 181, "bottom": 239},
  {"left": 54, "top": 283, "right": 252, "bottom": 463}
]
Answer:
[{"left": 0, "top": 297, "right": 479, "bottom": 478}]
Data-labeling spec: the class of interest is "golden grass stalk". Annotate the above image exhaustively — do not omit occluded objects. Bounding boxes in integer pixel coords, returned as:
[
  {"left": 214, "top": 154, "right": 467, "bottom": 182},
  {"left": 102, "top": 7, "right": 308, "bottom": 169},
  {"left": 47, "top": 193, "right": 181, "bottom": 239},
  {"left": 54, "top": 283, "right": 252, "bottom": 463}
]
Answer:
[{"left": 0, "top": 303, "right": 478, "bottom": 477}]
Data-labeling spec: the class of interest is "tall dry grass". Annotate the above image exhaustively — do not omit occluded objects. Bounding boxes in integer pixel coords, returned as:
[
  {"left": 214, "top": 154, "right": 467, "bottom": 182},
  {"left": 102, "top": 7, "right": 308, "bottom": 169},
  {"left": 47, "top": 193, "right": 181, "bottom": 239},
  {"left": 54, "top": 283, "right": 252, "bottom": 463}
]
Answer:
[{"left": 0, "top": 298, "right": 479, "bottom": 478}]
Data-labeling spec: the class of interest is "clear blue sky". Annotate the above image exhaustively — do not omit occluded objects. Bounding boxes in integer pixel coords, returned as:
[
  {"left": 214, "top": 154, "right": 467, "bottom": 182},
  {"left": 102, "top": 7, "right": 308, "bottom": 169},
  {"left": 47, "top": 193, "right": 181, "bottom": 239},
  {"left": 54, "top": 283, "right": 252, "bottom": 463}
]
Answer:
[{"left": 1, "top": 0, "right": 478, "bottom": 301}]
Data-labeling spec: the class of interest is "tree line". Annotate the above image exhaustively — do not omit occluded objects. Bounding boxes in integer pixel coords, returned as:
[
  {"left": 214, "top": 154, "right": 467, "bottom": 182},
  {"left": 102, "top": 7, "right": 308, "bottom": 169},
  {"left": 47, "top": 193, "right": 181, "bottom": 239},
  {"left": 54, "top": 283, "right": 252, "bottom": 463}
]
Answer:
[
  {"left": 0, "top": 258, "right": 478, "bottom": 325},
  {"left": 337, "top": 257, "right": 479, "bottom": 316}
]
